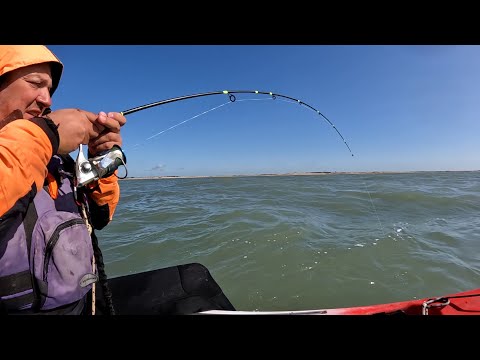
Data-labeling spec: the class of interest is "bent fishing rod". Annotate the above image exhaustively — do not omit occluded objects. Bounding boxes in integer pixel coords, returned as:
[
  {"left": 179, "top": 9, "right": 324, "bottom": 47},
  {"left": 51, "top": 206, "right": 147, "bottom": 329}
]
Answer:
[
  {"left": 75, "top": 90, "right": 353, "bottom": 188},
  {"left": 120, "top": 90, "right": 354, "bottom": 157}
]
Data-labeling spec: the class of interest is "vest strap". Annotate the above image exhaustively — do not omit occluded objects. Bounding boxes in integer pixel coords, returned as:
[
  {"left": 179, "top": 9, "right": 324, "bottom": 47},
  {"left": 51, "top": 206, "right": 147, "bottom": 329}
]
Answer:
[
  {"left": 22, "top": 200, "right": 40, "bottom": 310},
  {"left": 0, "top": 270, "right": 32, "bottom": 296},
  {"left": 1, "top": 291, "right": 35, "bottom": 310}
]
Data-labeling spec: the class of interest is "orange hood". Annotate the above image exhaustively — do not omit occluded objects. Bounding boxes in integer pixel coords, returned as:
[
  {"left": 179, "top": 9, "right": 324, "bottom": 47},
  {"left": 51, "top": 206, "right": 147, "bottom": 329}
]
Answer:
[{"left": 0, "top": 45, "right": 63, "bottom": 95}]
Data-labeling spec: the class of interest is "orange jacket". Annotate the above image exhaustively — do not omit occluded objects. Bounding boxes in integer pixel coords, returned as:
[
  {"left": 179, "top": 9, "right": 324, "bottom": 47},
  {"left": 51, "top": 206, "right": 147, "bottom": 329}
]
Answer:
[{"left": 0, "top": 45, "right": 119, "bottom": 223}]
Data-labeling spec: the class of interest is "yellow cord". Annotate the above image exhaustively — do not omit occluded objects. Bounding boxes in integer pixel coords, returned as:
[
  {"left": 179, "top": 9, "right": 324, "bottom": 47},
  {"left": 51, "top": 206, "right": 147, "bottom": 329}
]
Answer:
[{"left": 92, "top": 255, "right": 96, "bottom": 315}]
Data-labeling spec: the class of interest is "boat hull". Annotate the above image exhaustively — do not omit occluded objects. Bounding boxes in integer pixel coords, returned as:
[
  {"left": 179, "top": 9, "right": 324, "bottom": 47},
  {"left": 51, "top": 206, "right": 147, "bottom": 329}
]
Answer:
[{"left": 197, "top": 287, "right": 480, "bottom": 315}]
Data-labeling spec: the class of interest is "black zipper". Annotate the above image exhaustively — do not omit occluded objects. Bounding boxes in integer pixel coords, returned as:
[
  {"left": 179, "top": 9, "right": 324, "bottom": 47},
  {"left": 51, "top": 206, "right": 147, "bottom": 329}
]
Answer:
[{"left": 43, "top": 219, "right": 86, "bottom": 280}]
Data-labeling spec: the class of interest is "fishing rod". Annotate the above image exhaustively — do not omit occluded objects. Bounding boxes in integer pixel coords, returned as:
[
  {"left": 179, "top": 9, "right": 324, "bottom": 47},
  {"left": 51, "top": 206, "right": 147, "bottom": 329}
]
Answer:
[
  {"left": 75, "top": 90, "right": 353, "bottom": 188},
  {"left": 120, "top": 90, "right": 354, "bottom": 157}
]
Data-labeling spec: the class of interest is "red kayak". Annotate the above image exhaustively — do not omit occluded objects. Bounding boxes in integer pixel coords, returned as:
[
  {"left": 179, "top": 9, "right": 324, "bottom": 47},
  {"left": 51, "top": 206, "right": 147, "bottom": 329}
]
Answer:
[{"left": 197, "top": 287, "right": 480, "bottom": 315}]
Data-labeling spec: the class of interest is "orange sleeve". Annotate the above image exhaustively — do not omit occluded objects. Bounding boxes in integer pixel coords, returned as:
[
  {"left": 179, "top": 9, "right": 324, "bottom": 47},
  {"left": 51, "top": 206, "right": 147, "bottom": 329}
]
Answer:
[
  {"left": 87, "top": 172, "right": 120, "bottom": 221},
  {"left": 0, "top": 119, "right": 56, "bottom": 216}
]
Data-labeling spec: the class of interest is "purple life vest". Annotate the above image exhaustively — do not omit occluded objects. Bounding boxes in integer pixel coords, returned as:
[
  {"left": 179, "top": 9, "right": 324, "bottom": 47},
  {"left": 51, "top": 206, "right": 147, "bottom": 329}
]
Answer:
[{"left": 0, "top": 155, "right": 96, "bottom": 311}]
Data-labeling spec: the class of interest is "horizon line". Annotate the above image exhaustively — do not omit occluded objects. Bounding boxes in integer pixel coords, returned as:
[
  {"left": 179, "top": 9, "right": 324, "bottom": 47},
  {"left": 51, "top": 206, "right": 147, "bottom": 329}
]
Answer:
[{"left": 120, "top": 169, "right": 479, "bottom": 180}]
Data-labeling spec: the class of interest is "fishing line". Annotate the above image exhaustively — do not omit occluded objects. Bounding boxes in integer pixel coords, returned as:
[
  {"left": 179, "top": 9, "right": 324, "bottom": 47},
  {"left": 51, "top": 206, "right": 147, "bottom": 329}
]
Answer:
[
  {"left": 144, "top": 98, "right": 275, "bottom": 142},
  {"left": 362, "top": 180, "right": 386, "bottom": 239},
  {"left": 145, "top": 101, "right": 231, "bottom": 141},
  {"left": 126, "top": 97, "right": 274, "bottom": 151},
  {"left": 120, "top": 90, "right": 354, "bottom": 156},
  {"left": 127, "top": 101, "right": 232, "bottom": 150}
]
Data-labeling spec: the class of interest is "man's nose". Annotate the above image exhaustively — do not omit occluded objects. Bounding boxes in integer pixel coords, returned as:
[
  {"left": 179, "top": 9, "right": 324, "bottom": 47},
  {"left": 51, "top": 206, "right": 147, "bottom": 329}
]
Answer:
[{"left": 37, "top": 88, "right": 52, "bottom": 108}]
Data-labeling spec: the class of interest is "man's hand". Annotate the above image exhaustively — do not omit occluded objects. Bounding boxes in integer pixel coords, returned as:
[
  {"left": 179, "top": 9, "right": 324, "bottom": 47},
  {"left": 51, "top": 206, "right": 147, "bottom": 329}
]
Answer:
[
  {"left": 88, "top": 111, "right": 126, "bottom": 155},
  {"left": 48, "top": 108, "right": 104, "bottom": 154}
]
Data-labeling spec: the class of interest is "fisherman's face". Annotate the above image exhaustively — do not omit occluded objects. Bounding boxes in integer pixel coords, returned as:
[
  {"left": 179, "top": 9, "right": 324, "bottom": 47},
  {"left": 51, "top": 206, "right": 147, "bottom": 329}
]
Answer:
[{"left": 0, "top": 63, "right": 53, "bottom": 121}]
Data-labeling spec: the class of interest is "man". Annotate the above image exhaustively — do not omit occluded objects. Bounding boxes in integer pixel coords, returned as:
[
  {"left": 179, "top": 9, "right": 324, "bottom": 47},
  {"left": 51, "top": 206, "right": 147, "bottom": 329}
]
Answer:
[
  {"left": 0, "top": 45, "right": 236, "bottom": 315},
  {"left": 0, "top": 45, "right": 126, "bottom": 314}
]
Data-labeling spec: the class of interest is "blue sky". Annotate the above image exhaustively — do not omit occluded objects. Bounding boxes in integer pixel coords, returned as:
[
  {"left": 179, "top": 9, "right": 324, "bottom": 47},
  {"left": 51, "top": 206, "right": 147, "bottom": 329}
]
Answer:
[{"left": 48, "top": 45, "right": 480, "bottom": 178}]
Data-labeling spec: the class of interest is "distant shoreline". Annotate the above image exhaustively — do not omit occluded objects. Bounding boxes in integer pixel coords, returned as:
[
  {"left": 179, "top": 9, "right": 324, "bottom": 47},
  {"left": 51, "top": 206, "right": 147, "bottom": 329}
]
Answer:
[{"left": 119, "top": 170, "right": 478, "bottom": 181}]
